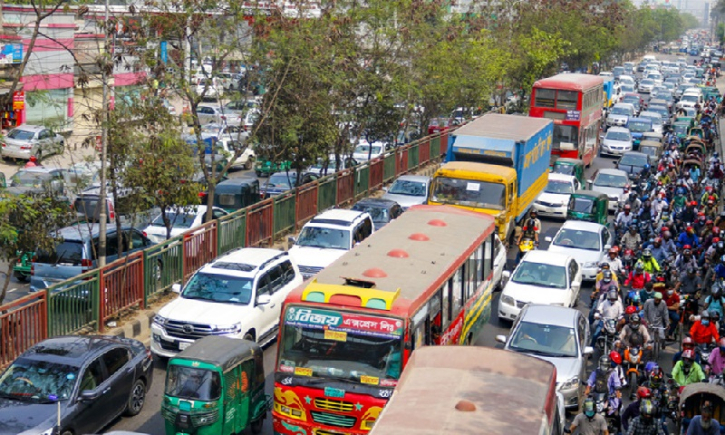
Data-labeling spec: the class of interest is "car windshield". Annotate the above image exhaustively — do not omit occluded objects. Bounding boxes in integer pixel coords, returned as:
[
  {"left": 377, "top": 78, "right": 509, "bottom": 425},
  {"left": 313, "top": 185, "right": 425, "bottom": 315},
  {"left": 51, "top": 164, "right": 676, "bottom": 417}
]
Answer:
[
  {"left": 605, "top": 131, "right": 630, "bottom": 141},
  {"left": 623, "top": 97, "right": 639, "bottom": 106},
  {"left": 7, "top": 129, "right": 35, "bottom": 140},
  {"left": 267, "top": 173, "right": 297, "bottom": 190},
  {"left": 431, "top": 177, "right": 505, "bottom": 210},
  {"left": 0, "top": 357, "right": 78, "bottom": 402},
  {"left": 354, "top": 144, "right": 382, "bottom": 156},
  {"left": 181, "top": 271, "right": 253, "bottom": 304},
  {"left": 641, "top": 80, "right": 654, "bottom": 85},
  {"left": 36, "top": 241, "right": 85, "bottom": 265},
  {"left": 640, "top": 114, "right": 662, "bottom": 124},
  {"left": 297, "top": 226, "right": 350, "bottom": 250},
  {"left": 620, "top": 154, "right": 648, "bottom": 166},
  {"left": 165, "top": 366, "right": 221, "bottom": 401},
  {"left": 10, "top": 172, "right": 52, "bottom": 188},
  {"left": 611, "top": 107, "right": 630, "bottom": 115},
  {"left": 674, "top": 124, "right": 689, "bottom": 134},
  {"left": 351, "top": 204, "right": 390, "bottom": 224},
  {"left": 511, "top": 262, "right": 567, "bottom": 289},
  {"left": 594, "top": 173, "right": 627, "bottom": 188},
  {"left": 388, "top": 179, "right": 427, "bottom": 196},
  {"left": 544, "top": 180, "right": 574, "bottom": 194},
  {"left": 200, "top": 124, "right": 223, "bottom": 135},
  {"left": 553, "top": 228, "right": 601, "bottom": 251},
  {"left": 621, "top": 85, "right": 635, "bottom": 93},
  {"left": 509, "top": 322, "right": 578, "bottom": 358},
  {"left": 278, "top": 307, "right": 404, "bottom": 384},
  {"left": 648, "top": 106, "right": 668, "bottom": 116},
  {"left": 151, "top": 211, "right": 197, "bottom": 229},
  {"left": 681, "top": 94, "right": 699, "bottom": 103},
  {"left": 628, "top": 121, "right": 651, "bottom": 132}
]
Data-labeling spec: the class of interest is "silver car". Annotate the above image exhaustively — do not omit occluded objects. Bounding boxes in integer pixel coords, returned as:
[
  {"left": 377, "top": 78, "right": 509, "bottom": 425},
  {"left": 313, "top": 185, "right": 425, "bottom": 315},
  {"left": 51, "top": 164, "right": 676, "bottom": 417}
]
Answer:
[
  {"left": 497, "top": 304, "right": 592, "bottom": 409},
  {"left": 1, "top": 124, "right": 65, "bottom": 161},
  {"left": 382, "top": 175, "right": 430, "bottom": 210}
]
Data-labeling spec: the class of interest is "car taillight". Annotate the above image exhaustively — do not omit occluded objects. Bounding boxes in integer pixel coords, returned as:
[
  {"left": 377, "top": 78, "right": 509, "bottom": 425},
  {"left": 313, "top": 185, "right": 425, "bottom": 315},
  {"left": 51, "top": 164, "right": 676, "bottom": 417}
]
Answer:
[
  {"left": 1, "top": 142, "right": 5, "bottom": 147},
  {"left": 20, "top": 145, "right": 31, "bottom": 150},
  {"left": 81, "top": 259, "right": 92, "bottom": 267},
  {"left": 108, "top": 200, "right": 115, "bottom": 221},
  {"left": 143, "top": 231, "right": 147, "bottom": 237},
  {"left": 198, "top": 192, "right": 207, "bottom": 198}
]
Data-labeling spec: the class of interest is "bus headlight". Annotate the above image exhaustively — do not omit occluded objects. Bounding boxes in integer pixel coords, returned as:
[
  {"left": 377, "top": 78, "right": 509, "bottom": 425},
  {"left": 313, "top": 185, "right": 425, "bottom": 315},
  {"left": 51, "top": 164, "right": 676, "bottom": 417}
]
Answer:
[{"left": 274, "top": 402, "right": 304, "bottom": 420}]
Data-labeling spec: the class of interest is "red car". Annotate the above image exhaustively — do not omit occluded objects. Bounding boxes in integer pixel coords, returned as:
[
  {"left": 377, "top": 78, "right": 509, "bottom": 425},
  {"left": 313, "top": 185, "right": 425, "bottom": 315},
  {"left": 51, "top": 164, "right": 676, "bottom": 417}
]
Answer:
[{"left": 427, "top": 117, "right": 454, "bottom": 135}]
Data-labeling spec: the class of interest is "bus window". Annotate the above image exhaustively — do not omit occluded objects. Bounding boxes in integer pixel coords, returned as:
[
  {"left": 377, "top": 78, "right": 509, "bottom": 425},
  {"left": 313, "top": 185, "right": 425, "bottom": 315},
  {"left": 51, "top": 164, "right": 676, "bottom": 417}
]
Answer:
[
  {"left": 428, "top": 292, "right": 442, "bottom": 344},
  {"left": 534, "top": 88, "right": 556, "bottom": 108},
  {"left": 556, "top": 90, "right": 578, "bottom": 110},
  {"left": 441, "top": 285, "right": 450, "bottom": 329},
  {"left": 450, "top": 276, "right": 461, "bottom": 314},
  {"left": 455, "top": 267, "right": 465, "bottom": 303},
  {"left": 483, "top": 235, "right": 493, "bottom": 281}
]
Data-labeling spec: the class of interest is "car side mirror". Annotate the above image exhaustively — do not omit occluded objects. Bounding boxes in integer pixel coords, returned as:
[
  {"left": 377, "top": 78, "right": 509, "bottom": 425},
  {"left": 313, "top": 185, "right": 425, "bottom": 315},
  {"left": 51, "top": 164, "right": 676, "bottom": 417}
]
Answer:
[
  {"left": 583, "top": 346, "right": 594, "bottom": 356},
  {"left": 79, "top": 390, "right": 99, "bottom": 402},
  {"left": 572, "top": 281, "right": 581, "bottom": 292},
  {"left": 614, "top": 161, "right": 619, "bottom": 167},
  {"left": 172, "top": 283, "right": 182, "bottom": 293},
  {"left": 502, "top": 271, "right": 511, "bottom": 281},
  {"left": 545, "top": 236, "right": 553, "bottom": 243},
  {"left": 287, "top": 236, "right": 296, "bottom": 246},
  {"left": 257, "top": 294, "right": 271, "bottom": 306},
  {"left": 586, "top": 179, "right": 593, "bottom": 185},
  {"left": 604, "top": 244, "right": 611, "bottom": 251},
  {"left": 495, "top": 335, "right": 507, "bottom": 344}
]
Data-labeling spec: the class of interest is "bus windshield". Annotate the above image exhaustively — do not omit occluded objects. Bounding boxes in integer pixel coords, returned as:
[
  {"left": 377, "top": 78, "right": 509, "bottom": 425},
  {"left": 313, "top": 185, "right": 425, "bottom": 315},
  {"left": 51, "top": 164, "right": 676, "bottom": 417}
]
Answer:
[
  {"left": 430, "top": 177, "right": 505, "bottom": 210},
  {"left": 278, "top": 307, "right": 404, "bottom": 384}
]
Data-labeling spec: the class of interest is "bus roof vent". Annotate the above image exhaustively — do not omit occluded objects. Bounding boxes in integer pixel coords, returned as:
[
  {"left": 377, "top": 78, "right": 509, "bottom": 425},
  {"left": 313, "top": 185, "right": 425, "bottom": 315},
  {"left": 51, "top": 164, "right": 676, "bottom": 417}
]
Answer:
[
  {"left": 409, "top": 233, "right": 430, "bottom": 241},
  {"left": 428, "top": 219, "right": 447, "bottom": 227},
  {"left": 301, "top": 281, "right": 400, "bottom": 311},
  {"left": 387, "top": 249, "right": 409, "bottom": 258},
  {"left": 361, "top": 268, "right": 387, "bottom": 278}
]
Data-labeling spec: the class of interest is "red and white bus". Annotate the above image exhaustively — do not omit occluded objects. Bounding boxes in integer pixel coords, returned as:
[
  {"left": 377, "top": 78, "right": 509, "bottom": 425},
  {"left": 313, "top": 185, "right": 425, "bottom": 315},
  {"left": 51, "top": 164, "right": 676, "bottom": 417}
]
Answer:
[
  {"left": 530, "top": 73, "right": 604, "bottom": 167},
  {"left": 272, "top": 205, "right": 497, "bottom": 435}
]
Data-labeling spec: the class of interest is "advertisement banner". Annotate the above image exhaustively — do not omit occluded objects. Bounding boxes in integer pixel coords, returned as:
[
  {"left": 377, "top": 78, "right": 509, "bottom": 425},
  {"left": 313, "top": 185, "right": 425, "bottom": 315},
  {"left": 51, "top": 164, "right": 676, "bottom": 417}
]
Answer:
[{"left": 285, "top": 307, "right": 404, "bottom": 338}]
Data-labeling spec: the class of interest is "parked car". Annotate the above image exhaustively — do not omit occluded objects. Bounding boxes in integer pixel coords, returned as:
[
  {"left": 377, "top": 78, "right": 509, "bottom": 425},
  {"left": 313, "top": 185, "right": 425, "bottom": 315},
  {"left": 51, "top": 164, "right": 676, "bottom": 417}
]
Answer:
[
  {"left": 352, "top": 140, "right": 386, "bottom": 162},
  {"left": 288, "top": 209, "right": 374, "bottom": 279},
  {"left": 587, "top": 168, "right": 630, "bottom": 212},
  {"left": 0, "top": 335, "right": 153, "bottom": 435},
  {"left": 532, "top": 173, "right": 580, "bottom": 219},
  {"left": 151, "top": 248, "right": 303, "bottom": 356},
  {"left": 498, "top": 250, "right": 582, "bottom": 322},
  {"left": 261, "top": 171, "right": 320, "bottom": 198},
  {"left": 600, "top": 126, "right": 633, "bottom": 156},
  {"left": 496, "top": 305, "right": 592, "bottom": 409},
  {"left": 351, "top": 197, "right": 404, "bottom": 231},
  {"left": 1, "top": 124, "right": 65, "bottom": 161},
  {"left": 30, "top": 224, "right": 156, "bottom": 292},
  {"left": 199, "top": 124, "right": 255, "bottom": 170},
  {"left": 142, "top": 205, "right": 228, "bottom": 243},
  {"left": 546, "top": 220, "right": 612, "bottom": 281},
  {"left": 7, "top": 167, "right": 67, "bottom": 198},
  {"left": 72, "top": 186, "right": 156, "bottom": 226},
  {"left": 307, "top": 155, "right": 358, "bottom": 176},
  {"left": 194, "top": 77, "right": 224, "bottom": 100},
  {"left": 213, "top": 178, "right": 260, "bottom": 213},
  {"left": 638, "top": 78, "right": 655, "bottom": 93},
  {"left": 381, "top": 175, "right": 431, "bottom": 210},
  {"left": 196, "top": 104, "right": 241, "bottom": 126},
  {"left": 427, "top": 117, "right": 454, "bottom": 135}
]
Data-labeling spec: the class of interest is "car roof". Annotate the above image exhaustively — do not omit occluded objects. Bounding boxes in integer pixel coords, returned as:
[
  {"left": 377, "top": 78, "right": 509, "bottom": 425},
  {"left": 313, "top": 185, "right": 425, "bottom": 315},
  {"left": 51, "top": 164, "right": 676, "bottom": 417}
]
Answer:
[
  {"left": 622, "top": 151, "right": 648, "bottom": 158},
  {"left": 521, "top": 249, "right": 573, "bottom": 266},
  {"left": 393, "top": 175, "right": 431, "bottom": 183},
  {"left": 307, "top": 208, "right": 368, "bottom": 228},
  {"left": 613, "top": 102, "right": 635, "bottom": 108},
  {"left": 597, "top": 168, "right": 628, "bottom": 176},
  {"left": 12, "top": 124, "right": 45, "bottom": 132},
  {"left": 56, "top": 223, "right": 130, "bottom": 240},
  {"left": 519, "top": 304, "right": 580, "bottom": 328},
  {"left": 607, "top": 126, "right": 630, "bottom": 133},
  {"left": 16, "top": 167, "right": 61, "bottom": 175},
  {"left": 353, "top": 197, "right": 399, "bottom": 208},
  {"left": 547, "top": 173, "right": 576, "bottom": 183},
  {"left": 559, "top": 219, "right": 606, "bottom": 233},
  {"left": 21, "top": 335, "right": 131, "bottom": 366},
  {"left": 203, "top": 248, "right": 287, "bottom": 276}
]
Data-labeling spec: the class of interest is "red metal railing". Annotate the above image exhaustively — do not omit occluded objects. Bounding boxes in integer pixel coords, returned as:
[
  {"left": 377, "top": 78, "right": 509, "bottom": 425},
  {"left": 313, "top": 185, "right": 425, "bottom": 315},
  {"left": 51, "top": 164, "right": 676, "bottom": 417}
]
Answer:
[
  {"left": 99, "top": 252, "right": 145, "bottom": 331},
  {"left": 369, "top": 158, "right": 384, "bottom": 190},
  {"left": 183, "top": 221, "right": 218, "bottom": 280},
  {"left": 336, "top": 170, "right": 355, "bottom": 206},
  {"left": 420, "top": 139, "right": 431, "bottom": 165},
  {"left": 295, "top": 183, "right": 318, "bottom": 230},
  {"left": 0, "top": 293, "right": 47, "bottom": 367},
  {"left": 246, "top": 200, "right": 274, "bottom": 247},
  {"left": 397, "top": 148, "right": 409, "bottom": 175}
]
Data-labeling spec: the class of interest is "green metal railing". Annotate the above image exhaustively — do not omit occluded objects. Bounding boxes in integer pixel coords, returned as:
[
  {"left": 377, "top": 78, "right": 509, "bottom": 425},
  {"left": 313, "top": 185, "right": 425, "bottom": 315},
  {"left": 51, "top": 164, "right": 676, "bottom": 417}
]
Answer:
[
  {"left": 273, "top": 194, "right": 296, "bottom": 235},
  {"left": 46, "top": 270, "right": 100, "bottom": 337},
  {"left": 143, "top": 236, "right": 184, "bottom": 303},
  {"left": 217, "top": 211, "right": 247, "bottom": 255}
]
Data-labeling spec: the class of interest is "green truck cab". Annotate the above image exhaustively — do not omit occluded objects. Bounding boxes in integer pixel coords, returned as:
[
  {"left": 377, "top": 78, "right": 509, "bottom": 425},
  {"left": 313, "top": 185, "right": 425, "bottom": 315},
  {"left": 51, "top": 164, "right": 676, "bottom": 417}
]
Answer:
[{"left": 163, "top": 336, "right": 269, "bottom": 435}]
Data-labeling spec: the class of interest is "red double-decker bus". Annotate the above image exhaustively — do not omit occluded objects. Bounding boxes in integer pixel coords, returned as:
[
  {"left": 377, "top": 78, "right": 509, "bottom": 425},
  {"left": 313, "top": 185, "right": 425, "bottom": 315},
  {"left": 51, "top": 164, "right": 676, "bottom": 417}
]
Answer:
[{"left": 530, "top": 73, "right": 604, "bottom": 167}]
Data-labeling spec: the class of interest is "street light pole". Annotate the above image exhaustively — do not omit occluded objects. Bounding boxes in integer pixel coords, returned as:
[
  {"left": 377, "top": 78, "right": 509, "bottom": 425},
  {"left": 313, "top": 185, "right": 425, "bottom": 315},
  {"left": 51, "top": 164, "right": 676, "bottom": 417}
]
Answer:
[{"left": 98, "top": 0, "right": 109, "bottom": 267}]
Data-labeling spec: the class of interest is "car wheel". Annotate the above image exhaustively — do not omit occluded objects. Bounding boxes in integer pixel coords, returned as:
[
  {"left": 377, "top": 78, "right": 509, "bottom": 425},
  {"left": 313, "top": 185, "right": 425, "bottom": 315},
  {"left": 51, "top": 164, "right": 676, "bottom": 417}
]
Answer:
[
  {"left": 61, "top": 430, "right": 73, "bottom": 435},
  {"left": 124, "top": 378, "right": 146, "bottom": 416}
]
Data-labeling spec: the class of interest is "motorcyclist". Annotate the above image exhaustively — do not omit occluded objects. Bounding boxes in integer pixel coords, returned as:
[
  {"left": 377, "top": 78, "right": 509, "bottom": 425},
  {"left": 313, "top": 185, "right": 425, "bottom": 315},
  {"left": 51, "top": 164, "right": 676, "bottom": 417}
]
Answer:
[
  {"left": 672, "top": 349, "right": 706, "bottom": 386},
  {"left": 715, "top": 211, "right": 725, "bottom": 232},
  {"left": 639, "top": 282, "right": 657, "bottom": 304},
  {"left": 704, "top": 283, "right": 725, "bottom": 322},
  {"left": 515, "top": 215, "right": 539, "bottom": 262},
  {"left": 591, "top": 290, "right": 624, "bottom": 348},
  {"left": 626, "top": 191, "right": 642, "bottom": 215},
  {"left": 642, "top": 292, "right": 668, "bottom": 345},
  {"left": 690, "top": 310, "right": 720, "bottom": 346},
  {"left": 677, "top": 226, "right": 701, "bottom": 250},
  {"left": 674, "top": 245, "right": 698, "bottom": 272},
  {"left": 661, "top": 230, "right": 678, "bottom": 257},
  {"left": 707, "top": 338, "right": 725, "bottom": 377},
  {"left": 596, "top": 269, "right": 619, "bottom": 297},
  {"left": 616, "top": 313, "right": 651, "bottom": 351},
  {"left": 663, "top": 287, "right": 680, "bottom": 340},
  {"left": 673, "top": 336, "right": 702, "bottom": 365},
  {"left": 621, "top": 225, "right": 642, "bottom": 251},
  {"left": 584, "top": 355, "right": 622, "bottom": 418},
  {"left": 676, "top": 266, "right": 703, "bottom": 297},
  {"left": 625, "top": 399, "right": 666, "bottom": 435},
  {"left": 616, "top": 204, "right": 635, "bottom": 232},
  {"left": 636, "top": 248, "right": 660, "bottom": 274},
  {"left": 649, "top": 238, "right": 670, "bottom": 266},
  {"left": 604, "top": 247, "right": 624, "bottom": 278},
  {"left": 625, "top": 264, "right": 651, "bottom": 291},
  {"left": 570, "top": 397, "right": 609, "bottom": 435},
  {"left": 679, "top": 201, "right": 698, "bottom": 225},
  {"left": 621, "top": 387, "right": 652, "bottom": 432}
]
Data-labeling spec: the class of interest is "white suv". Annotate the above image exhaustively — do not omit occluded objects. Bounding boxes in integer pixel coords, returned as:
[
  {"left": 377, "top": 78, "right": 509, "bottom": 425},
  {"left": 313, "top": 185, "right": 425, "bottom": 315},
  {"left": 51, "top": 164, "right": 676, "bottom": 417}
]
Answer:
[
  {"left": 288, "top": 209, "right": 375, "bottom": 279},
  {"left": 151, "top": 248, "right": 302, "bottom": 357}
]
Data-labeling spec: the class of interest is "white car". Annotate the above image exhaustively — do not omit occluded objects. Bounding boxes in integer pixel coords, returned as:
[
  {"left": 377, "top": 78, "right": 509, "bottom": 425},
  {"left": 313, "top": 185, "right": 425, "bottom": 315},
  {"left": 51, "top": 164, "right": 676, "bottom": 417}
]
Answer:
[
  {"left": 600, "top": 127, "right": 633, "bottom": 156},
  {"left": 200, "top": 124, "right": 255, "bottom": 169},
  {"left": 352, "top": 140, "right": 386, "bottom": 162},
  {"left": 381, "top": 175, "right": 431, "bottom": 210},
  {"left": 533, "top": 173, "right": 580, "bottom": 219},
  {"left": 588, "top": 168, "right": 630, "bottom": 212},
  {"left": 151, "top": 248, "right": 303, "bottom": 357},
  {"left": 194, "top": 77, "right": 224, "bottom": 100},
  {"left": 492, "top": 234, "right": 507, "bottom": 291},
  {"left": 638, "top": 79, "right": 655, "bottom": 94},
  {"left": 498, "top": 250, "right": 582, "bottom": 322},
  {"left": 606, "top": 103, "right": 635, "bottom": 127},
  {"left": 546, "top": 220, "right": 612, "bottom": 281},
  {"left": 676, "top": 91, "right": 704, "bottom": 110},
  {"left": 288, "top": 209, "right": 375, "bottom": 279},
  {"left": 143, "top": 205, "right": 229, "bottom": 243},
  {"left": 197, "top": 104, "right": 242, "bottom": 125},
  {"left": 638, "top": 111, "right": 664, "bottom": 134}
]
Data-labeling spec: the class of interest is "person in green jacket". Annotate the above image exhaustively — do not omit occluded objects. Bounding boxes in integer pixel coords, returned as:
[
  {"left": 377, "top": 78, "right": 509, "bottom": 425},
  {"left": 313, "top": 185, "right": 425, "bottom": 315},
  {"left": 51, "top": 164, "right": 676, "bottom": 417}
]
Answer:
[{"left": 672, "top": 349, "right": 706, "bottom": 387}]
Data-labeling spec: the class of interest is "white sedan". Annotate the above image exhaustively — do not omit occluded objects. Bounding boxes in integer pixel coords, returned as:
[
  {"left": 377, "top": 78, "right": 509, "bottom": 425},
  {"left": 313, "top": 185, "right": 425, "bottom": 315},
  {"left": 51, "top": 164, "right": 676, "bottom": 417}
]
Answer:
[
  {"left": 498, "top": 250, "right": 582, "bottom": 322},
  {"left": 546, "top": 220, "right": 612, "bottom": 281},
  {"left": 532, "top": 173, "right": 580, "bottom": 218},
  {"left": 143, "top": 205, "right": 229, "bottom": 243}
]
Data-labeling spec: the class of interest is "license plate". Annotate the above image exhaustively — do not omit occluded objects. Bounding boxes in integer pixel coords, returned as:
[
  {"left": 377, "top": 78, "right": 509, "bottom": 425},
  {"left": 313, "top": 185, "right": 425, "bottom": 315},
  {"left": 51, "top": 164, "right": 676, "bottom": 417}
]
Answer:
[
  {"left": 178, "top": 341, "right": 192, "bottom": 351},
  {"left": 324, "top": 387, "right": 345, "bottom": 398}
]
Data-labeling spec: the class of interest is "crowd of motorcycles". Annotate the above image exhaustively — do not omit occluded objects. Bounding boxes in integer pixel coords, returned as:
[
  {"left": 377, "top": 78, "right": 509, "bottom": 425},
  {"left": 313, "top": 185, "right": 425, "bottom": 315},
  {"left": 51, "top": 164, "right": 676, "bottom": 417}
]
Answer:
[{"left": 551, "top": 92, "right": 725, "bottom": 433}]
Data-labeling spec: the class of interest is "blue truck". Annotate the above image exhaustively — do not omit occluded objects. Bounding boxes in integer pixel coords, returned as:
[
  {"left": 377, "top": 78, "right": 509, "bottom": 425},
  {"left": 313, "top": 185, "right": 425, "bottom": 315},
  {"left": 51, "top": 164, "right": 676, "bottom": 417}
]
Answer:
[{"left": 430, "top": 114, "right": 553, "bottom": 243}]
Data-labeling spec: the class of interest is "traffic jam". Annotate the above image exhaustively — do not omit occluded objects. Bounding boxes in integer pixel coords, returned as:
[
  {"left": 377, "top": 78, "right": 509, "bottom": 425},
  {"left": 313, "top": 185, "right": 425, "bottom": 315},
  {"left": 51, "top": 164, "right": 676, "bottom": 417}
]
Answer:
[{"left": 3, "top": 32, "right": 725, "bottom": 435}]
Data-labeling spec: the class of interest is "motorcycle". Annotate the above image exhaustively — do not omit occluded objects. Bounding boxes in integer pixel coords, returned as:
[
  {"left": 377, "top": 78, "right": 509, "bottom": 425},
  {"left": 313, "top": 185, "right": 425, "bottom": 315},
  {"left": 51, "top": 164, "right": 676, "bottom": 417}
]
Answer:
[
  {"left": 697, "top": 343, "right": 715, "bottom": 371},
  {"left": 592, "top": 392, "right": 619, "bottom": 434},
  {"left": 518, "top": 237, "right": 535, "bottom": 256},
  {"left": 624, "top": 346, "right": 645, "bottom": 398},
  {"left": 595, "top": 315, "right": 619, "bottom": 354}
]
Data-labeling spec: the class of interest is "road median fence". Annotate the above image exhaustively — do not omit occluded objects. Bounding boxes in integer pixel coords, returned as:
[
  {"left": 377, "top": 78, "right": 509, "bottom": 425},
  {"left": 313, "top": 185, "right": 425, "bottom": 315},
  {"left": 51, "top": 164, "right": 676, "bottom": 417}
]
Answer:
[{"left": 0, "top": 130, "right": 450, "bottom": 366}]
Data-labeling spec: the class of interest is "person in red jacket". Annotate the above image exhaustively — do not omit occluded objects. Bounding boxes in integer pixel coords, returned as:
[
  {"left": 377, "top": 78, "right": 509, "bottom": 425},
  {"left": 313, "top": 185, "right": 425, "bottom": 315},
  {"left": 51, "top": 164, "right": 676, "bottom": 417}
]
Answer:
[
  {"left": 690, "top": 310, "right": 720, "bottom": 345},
  {"left": 625, "top": 264, "right": 651, "bottom": 290}
]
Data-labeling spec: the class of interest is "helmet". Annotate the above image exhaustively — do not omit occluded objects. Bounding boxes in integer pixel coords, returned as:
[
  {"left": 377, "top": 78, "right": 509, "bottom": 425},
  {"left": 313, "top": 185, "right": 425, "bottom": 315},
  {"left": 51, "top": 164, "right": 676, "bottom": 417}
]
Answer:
[
  {"left": 683, "top": 244, "right": 692, "bottom": 251},
  {"left": 609, "top": 350, "right": 622, "bottom": 365},
  {"left": 702, "top": 310, "right": 711, "bottom": 319},
  {"left": 682, "top": 349, "right": 696, "bottom": 361},
  {"left": 29, "top": 155, "right": 37, "bottom": 163},
  {"left": 607, "top": 290, "right": 618, "bottom": 301},
  {"left": 626, "top": 305, "right": 637, "bottom": 315},
  {"left": 530, "top": 210, "right": 538, "bottom": 217},
  {"left": 629, "top": 224, "right": 637, "bottom": 232},
  {"left": 637, "top": 386, "right": 652, "bottom": 399},
  {"left": 602, "top": 270, "right": 613, "bottom": 282},
  {"left": 599, "top": 355, "right": 611, "bottom": 371},
  {"left": 636, "top": 263, "right": 644, "bottom": 271},
  {"left": 610, "top": 246, "right": 620, "bottom": 254},
  {"left": 624, "top": 204, "right": 631, "bottom": 211},
  {"left": 691, "top": 201, "right": 698, "bottom": 206},
  {"left": 640, "top": 399, "right": 655, "bottom": 418},
  {"left": 683, "top": 336, "right": 695, "bottom": 349},
  {"left": 582, "top": 397, "right": 596, "bottom": 418},
  {"left": 643, "top": 248, "right": 652, "bottom": 258},
  {"left": 715, "top": 237, "right": 721, "bottom": 243},
  {"left": 654, "top": 237, "right": 662, "bottom": 245},
  {"left": 630, "top": 313, "right": 641, "bottom": 326}
]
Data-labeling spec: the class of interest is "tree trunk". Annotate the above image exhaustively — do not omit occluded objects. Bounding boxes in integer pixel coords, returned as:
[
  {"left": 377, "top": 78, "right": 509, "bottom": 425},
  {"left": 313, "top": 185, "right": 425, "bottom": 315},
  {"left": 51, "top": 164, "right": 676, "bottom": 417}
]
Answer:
[{"left": 0, "top": 259, "right": 17, "bottom": 306}]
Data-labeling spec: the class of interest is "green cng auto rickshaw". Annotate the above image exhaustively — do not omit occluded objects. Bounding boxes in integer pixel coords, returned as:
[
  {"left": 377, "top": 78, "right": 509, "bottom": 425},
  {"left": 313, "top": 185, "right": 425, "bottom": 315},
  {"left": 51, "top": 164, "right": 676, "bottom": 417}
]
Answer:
[
  {"left": 567, "top": 190, "right": 609, "bottom": 225},
  {"left": 551, "top": 158, "right": 585, "bottom": 187},
  {"left": 162, "top": 336, "right": 270, "bottom": 435},
  {"left": 213, "top": 178, "right": 260, "bottom": 213}
]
